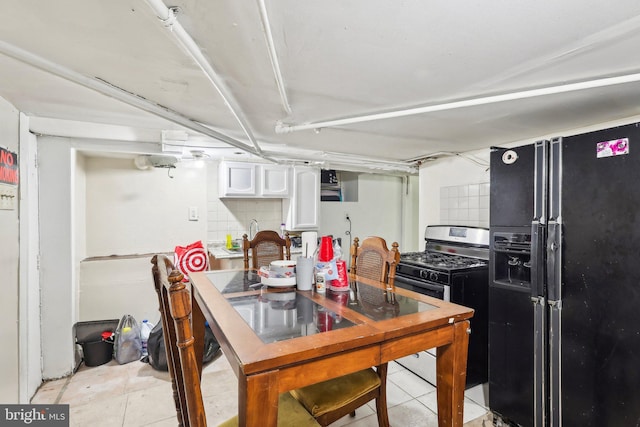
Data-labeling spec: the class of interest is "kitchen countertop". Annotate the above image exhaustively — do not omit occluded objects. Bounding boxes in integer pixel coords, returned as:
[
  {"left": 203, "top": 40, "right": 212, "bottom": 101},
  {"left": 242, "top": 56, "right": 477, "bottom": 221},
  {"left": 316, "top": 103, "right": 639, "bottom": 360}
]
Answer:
[{"left": 208, "top": 246, "right": 303, "bottom": 260}]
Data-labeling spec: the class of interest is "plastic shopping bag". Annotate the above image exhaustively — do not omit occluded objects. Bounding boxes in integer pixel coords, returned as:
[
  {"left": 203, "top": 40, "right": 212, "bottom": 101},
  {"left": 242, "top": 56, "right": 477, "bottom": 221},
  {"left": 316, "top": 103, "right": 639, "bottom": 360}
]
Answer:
[
  {"left": 113, "top": 314, "right": 142, "bottom": 364},
  {"left": 174, "top": 240, "right": 208, "bottom": 280}
]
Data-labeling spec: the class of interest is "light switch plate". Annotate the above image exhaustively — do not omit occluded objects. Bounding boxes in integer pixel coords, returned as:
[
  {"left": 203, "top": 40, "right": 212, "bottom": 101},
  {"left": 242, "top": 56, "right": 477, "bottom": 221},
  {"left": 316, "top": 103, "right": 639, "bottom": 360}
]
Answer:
[{"left": 188, "top": 206, "right": 199, "bottom": 221}]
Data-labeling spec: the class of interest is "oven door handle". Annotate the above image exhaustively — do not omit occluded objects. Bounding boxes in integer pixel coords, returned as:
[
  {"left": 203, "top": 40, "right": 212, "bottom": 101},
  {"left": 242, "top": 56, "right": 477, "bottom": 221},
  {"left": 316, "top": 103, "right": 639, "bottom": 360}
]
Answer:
[{"left": 395, "top": 275, "right": 449, "bottom": 300}]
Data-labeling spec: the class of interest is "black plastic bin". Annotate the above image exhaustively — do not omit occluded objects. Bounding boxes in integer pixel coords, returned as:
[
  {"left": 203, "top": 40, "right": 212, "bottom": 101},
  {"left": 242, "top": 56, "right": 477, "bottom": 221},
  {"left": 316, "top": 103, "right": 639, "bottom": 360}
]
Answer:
[
  {"left": 81, "top": 340, "right": 114, "bottom": 367},
  {"left": 74, "top": 319, "right": 119, "bottom": 368}
]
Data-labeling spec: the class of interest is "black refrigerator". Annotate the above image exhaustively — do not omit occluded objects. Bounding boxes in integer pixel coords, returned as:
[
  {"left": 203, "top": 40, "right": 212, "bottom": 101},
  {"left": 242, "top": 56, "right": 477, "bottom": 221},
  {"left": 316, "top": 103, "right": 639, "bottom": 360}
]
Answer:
[{"left": 489, "top": 122, "right": 640, "bottom": 427}]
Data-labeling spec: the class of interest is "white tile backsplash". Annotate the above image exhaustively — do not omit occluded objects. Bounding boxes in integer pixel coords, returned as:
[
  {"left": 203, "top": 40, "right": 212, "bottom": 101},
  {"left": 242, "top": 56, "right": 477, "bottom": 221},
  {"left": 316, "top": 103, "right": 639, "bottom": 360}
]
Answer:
[
  {"left": 207, "top": 197, "right": 284, "bottom": 243},
  {"left": 479, "top": 195, "right": 490, "bottom": 209},
  {"left": 440, "top": 182, "right": 489, "bottom": 227},
  {"left": 469, "top": 196, "right": 479, "bottom": 209}
]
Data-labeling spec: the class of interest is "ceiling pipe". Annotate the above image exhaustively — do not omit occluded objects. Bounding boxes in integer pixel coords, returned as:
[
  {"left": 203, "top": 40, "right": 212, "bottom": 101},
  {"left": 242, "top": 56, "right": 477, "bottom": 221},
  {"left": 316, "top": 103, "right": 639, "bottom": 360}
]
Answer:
[
  {"left": 275, "top": 71, "right": 640, "bottom": 134},
  {"left": 262, "top": 149, "right": 418, "bottom": 174},
  {"left": 144, "top": 0, "right": 265, "bottom": 155},
  {"left": 257, "top": 0, "right": 292, "bottom": 115},
  {"left": 0, "top": 40, "right": 271, "bottom": 159}
]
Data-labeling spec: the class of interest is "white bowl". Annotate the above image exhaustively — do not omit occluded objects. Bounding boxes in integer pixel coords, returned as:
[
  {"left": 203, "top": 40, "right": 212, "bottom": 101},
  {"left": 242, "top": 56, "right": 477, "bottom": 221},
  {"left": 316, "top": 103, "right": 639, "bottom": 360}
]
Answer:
[{"left": 270, "top": 260, "right": 296, "bottom": 276}]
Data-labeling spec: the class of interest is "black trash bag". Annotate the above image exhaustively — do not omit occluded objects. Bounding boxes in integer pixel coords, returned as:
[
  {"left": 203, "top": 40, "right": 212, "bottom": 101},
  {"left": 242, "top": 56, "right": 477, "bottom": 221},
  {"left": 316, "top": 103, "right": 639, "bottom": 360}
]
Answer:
[
  {"left": 146, "top": 321, "right": 220, "bottom": 371},
  {"left": 146, "top": 321, "right": 167, "bottom": 371},
  {"left": 202, "top": 323, "right": 221, "bottom": 364}
]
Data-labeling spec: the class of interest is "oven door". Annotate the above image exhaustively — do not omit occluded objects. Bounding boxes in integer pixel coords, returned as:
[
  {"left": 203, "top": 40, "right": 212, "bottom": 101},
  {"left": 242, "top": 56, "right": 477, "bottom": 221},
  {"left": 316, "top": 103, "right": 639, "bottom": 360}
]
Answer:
[
  {"left": 395, "top": 275, "right": 449, "bottom": 386},
  {"left": 394, "top": 275, "right": 450, "bottom": 301}
]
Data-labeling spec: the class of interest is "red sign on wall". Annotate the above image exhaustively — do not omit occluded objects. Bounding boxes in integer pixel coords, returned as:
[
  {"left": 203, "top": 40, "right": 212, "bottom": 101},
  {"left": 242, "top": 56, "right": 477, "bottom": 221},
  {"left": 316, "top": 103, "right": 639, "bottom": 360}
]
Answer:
[{"left": 0, "top": 147, "right": 18, "bottom": 185}]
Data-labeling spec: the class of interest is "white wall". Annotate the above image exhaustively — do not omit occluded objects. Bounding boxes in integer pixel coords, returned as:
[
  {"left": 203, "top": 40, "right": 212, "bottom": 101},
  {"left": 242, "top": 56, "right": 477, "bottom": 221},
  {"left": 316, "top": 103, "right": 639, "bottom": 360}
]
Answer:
[
  {"left": 319, "top": 173, "right": 409, "bottom": 262},
  {"left": 74, "top": 153, "right": 86, "bottom": 322},
  {"left": 36, "top": 144, "right": 209, "bottom": 378},
  {"left": 402, "top": 175, "right": 420, "bottom": 252},
  {"left": 79, "top": 257, "right": 165, "bottom": 324},
  {"left": 38, "top": 137, "right": 76, "bottom": 379},
  {"left": 85, "top": 157, "right": 207, "bottom": 255},
  {"left": 0, "top": 97, "right": 20, "bottom": 402},
  {"left": 80, "top": 157, "right": 208, "bottom": 323},
  {"left": 19, "top": 117, "right": 42, "bottom": 401}
]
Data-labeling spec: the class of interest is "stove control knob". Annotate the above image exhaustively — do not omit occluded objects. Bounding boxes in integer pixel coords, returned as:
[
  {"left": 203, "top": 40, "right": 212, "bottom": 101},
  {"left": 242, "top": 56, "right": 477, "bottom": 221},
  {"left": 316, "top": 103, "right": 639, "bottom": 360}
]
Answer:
[{"left": 428, "top": 272, "right": 439, "bottom": 282}]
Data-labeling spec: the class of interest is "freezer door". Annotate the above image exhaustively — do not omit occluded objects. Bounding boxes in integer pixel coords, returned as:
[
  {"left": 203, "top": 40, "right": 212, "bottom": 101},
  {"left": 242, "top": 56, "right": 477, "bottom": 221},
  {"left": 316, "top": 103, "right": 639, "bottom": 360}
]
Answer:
[
  {"left": 490, "top": 144, "right": 535, "bottom": 227},
  {"left": 488, "top": 285, "right": 535, "bottom": 427}
]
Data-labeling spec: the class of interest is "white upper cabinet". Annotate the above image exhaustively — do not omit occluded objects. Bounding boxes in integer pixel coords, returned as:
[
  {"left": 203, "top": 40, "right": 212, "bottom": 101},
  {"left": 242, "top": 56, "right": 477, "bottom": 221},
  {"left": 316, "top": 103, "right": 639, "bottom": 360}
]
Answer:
[
  {"left": 260, "top": 164, "right": 290, "bottom": 197},
  {"left": 219, "top": 161, "right": 290, "bottom": 198},
  {"left": 283, "top": 166, "right": 320, "bottom": 230},
  {"left": 219, "top": 161, "right": 256, "bottom": 197}
]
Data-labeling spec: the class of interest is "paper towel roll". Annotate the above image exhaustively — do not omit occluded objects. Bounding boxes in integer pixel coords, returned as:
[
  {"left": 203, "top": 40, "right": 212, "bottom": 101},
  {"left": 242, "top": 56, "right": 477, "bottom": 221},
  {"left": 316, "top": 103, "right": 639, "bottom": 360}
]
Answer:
[{"left": 301, "top": 232, "right": 318, "bottom": 258}]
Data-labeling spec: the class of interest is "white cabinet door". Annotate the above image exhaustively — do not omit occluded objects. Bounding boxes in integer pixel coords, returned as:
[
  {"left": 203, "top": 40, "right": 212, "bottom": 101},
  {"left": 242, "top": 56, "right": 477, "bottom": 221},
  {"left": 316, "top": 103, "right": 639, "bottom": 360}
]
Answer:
[
  {"left": 261, "top": 165, "right": 289, "bottom": 197},
  {"left": 284, "top": 167, "right": 319, "bottom": 230},
  {"left": 219, "top": 161, "right": 256, "bottom": 197}
]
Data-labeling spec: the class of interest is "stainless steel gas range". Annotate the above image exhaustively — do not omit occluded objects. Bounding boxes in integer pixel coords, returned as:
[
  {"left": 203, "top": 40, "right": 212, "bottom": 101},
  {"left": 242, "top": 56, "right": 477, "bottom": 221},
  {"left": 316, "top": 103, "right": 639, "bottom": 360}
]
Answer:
[{"left": 395, "top": 225, "right": 489, "bottom": 388}]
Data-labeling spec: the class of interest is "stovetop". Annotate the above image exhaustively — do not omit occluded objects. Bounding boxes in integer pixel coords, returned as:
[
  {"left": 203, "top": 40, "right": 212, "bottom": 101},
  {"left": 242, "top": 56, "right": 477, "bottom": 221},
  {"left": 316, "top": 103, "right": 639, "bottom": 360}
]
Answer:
[
  {"left": 395, "top": 226, "right": 489, "bottom": 285},
  {"left": 400, "top": 251, "right": 488, "bottom": 271}
]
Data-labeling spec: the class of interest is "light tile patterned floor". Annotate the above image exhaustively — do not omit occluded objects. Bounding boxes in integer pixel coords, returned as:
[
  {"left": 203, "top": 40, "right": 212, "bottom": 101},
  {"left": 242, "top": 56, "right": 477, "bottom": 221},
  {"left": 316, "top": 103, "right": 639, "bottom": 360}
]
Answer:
[{"left": 31, "top": 354, "right": 493, "bottom": 427}]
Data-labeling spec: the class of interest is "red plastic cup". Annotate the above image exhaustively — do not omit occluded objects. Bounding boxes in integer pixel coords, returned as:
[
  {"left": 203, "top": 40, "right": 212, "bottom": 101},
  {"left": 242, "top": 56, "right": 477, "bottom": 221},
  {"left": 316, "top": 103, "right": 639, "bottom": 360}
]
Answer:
[
  {"left": 329, "top": 289, "right": 348, "bottom": 306},
  {"left": 318, "top": 236, "right": 334, "bottom": 262},
  {"left": 330, "top": 260, "right": 349, "bottom": 290},
  {"left": 317, "top": 310, "right": 333, "bottom": 332}
]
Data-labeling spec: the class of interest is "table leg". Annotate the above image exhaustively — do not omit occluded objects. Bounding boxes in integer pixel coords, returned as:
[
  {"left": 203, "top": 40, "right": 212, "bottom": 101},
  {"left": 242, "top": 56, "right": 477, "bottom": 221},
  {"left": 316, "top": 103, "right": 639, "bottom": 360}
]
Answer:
[
  {"left": 239, "top": 370, "right": 279, "bottom": 426},
  {"left": 436, "top": 320, "right": 470, "bottom": 427}
]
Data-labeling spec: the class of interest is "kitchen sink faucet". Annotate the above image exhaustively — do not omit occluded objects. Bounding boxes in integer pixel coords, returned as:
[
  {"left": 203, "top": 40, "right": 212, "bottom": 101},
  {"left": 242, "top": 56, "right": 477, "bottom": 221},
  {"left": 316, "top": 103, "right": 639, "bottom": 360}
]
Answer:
[{"left": 249, "top": 219, "right": 259, "bottom": 240}]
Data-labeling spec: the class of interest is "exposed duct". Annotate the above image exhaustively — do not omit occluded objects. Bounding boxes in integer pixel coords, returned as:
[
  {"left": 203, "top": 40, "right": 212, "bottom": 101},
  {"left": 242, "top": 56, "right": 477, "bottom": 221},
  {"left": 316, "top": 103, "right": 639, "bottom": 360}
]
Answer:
[{"left": 134, "top": 154, "right": 178, "bottom": 170}]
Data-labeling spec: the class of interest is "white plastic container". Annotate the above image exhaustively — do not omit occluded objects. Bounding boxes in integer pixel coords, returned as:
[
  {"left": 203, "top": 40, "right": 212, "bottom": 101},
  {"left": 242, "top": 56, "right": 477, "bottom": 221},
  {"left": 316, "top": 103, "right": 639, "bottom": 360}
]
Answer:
[
  {"left": 140, "top": 319, "right": 154, "bottom": 357},
  {"left": 315, "top": 272, "right": 326, "bottom": 294}
]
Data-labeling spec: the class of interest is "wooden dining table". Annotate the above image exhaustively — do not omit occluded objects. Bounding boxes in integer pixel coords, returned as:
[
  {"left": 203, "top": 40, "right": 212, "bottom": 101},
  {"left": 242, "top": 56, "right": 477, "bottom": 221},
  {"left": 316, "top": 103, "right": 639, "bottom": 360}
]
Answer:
[{"left": 190, "top": 269, "right": 474, "bottom": 427}]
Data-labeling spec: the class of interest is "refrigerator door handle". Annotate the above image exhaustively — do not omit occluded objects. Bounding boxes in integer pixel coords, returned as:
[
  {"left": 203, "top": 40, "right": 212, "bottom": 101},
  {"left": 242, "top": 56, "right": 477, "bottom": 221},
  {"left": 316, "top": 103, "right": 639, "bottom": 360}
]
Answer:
[
  {"left": 547, "top": 222, "right": 562, "bottom": 302},
  {"left": 547, "top": 299, "right": 561, "bottom": 427},
  {"left": 533, "top": 140, "right": 549, "bottom": 223},
  {"left": 547, "top": 137, "right": 562, "bottom": 302},
  {"left": 530, "top": 222, "right": 546, "bottom": 298},
  {"left": 533, "top": 296, "right": 547, "bottom": 427}
]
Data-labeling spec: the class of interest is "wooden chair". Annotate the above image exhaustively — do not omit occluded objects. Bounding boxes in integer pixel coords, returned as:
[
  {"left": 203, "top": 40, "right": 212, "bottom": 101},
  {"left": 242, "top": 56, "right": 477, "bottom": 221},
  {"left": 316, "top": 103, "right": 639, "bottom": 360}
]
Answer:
[
  {"left": 350, "top": 236, "right": 400, "bottom": 289},
  {"left": 242, "top": 230, "right": 291, "bottom": 270},
  {"left": 151, "top": 254, "right": 206, "bottom": 426},
  {"left": 288, "top": 238, "right": 399, "bottom": 427},
  {"left": 152, "top": 254, "right": 320, "bottom": 427},
  {"left": 289, "top": 365, "right": 389, "bottom": 426}
]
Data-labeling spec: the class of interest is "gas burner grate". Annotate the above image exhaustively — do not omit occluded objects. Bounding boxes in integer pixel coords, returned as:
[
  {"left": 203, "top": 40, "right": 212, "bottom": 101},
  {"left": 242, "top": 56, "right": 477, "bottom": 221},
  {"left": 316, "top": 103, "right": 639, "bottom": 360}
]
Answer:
[{"left": 400, "top": 251, "right": 487, "bottom": 270}]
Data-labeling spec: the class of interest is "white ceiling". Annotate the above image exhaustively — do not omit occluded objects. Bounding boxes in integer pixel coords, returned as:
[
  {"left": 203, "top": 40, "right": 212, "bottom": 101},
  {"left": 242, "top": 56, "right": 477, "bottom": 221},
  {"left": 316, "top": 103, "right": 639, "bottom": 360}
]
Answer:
[{"left": 3, "top": 0, "right": 640, "bottom": 173}]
